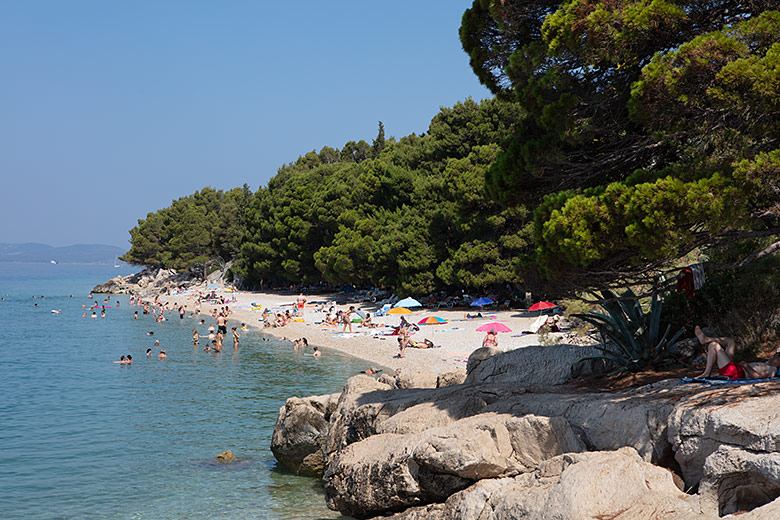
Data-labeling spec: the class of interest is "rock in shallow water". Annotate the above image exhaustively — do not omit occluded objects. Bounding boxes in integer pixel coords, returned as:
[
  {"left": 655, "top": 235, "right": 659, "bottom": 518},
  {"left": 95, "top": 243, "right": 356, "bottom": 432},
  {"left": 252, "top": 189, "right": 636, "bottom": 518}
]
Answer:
[{"left": 216, "top": 450, "right": 236, "bottom": 463}]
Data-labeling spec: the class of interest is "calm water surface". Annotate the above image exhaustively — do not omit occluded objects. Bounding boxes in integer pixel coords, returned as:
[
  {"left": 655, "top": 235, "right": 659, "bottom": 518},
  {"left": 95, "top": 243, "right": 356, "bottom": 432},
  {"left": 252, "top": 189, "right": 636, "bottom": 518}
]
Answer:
[{"left": 0, "top": 263, "right": 364, "bottom": 519}]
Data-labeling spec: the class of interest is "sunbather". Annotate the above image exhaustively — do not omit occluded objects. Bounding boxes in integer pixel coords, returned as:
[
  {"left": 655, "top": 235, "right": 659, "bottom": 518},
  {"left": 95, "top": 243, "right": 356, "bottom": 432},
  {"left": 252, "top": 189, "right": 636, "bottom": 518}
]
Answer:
[
  {"left": 740, "top": 349, "right": 780, "bottom": 379},
  {"left": 695, "top": 326, "right": 743, "bottom": 379},
  {"left": 409, "top": 338, "right": 439, "bottom": 349}
]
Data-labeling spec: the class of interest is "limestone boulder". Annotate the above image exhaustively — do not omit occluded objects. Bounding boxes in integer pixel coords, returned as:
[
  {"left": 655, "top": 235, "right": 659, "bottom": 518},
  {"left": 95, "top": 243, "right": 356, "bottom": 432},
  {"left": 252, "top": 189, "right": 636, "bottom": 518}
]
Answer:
[
  {"left": 270, "top": 392, "right": 339, "bottom": 476},
  {"left": 324, "top": 375, "right": 395, "bottom": 457},
  {"left": 698, "top": 445, "right": 780, "bottom": 516},
  {"left": 436, "top": 369, "right": 466, "bottom": 388},
  {"left": 373, "top": 448, "right": 708, "bottom": 520},
  {"left": 464, "top": 344, "right": 605, "bottom": 386},
  {"left": 216, "top": 450, "right": 236, "bottom": 463},
  {"left": 396, "top": 369, "right": 438, "bottom": 389},
  {"left": 324, "top": 413, "right": 584, "bottom": 517},
  {"left": 377, "top": 373, "right": 397, "bottom": 388},
  {"left": 465, "top": 346, "right": 501, "bottom": 376},
  {"left": 668, "top": 383, "right": 780, "bottom": 487}
]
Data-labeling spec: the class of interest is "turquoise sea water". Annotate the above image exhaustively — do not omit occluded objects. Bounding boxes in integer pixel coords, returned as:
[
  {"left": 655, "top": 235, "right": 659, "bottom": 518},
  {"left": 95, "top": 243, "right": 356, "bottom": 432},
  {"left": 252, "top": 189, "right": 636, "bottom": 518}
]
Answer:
[{"left": 0, "top": 263, "right": 362, "bottom": 520}]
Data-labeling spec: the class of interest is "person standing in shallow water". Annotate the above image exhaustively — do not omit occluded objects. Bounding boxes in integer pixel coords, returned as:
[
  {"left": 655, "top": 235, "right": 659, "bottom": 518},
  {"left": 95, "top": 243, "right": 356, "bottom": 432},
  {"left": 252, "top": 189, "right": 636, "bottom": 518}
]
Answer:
[{"left": 232, "top": 327, "right": 240, "bottom": 349}]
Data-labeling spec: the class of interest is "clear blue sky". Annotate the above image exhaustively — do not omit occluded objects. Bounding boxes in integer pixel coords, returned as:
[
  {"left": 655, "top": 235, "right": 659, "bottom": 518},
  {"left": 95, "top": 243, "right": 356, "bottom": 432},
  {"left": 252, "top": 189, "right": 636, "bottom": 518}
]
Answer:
[{"left": 0, "top": 1, "right": 490, "bottom": 249}]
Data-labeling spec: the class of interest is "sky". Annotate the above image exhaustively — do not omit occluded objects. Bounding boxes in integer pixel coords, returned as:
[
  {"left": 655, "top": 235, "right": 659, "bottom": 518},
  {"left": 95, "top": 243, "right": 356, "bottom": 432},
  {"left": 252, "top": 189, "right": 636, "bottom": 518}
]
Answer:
[{"left": 0, "top": 1, "right": 491, "bottom": 249}]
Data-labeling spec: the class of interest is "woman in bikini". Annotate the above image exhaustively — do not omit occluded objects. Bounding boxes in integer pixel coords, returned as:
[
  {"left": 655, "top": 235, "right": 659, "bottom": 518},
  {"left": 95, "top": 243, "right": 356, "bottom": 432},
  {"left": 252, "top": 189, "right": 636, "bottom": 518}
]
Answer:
[{"left": 482, "top": 329, "right": 499, "bottom": 349}]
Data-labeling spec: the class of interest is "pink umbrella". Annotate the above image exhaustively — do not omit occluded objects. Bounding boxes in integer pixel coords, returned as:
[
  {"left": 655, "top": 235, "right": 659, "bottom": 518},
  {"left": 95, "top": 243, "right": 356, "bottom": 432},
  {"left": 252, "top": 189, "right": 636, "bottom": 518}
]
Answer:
[
  {"left": 475, "top": 322, "right": 512, "bottom": 333},
  {"left": 528, "top": 301, "right": 557, "bottom": 311}
]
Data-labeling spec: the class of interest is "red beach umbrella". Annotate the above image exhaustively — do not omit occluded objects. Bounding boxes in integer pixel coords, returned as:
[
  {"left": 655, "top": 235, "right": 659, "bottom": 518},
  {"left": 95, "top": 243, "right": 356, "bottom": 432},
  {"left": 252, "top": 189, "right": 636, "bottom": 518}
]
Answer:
[
  {"left": 475, "top": 322, "right": 512, "bottom": 333},
  {"left": 528, "top": 301, "right": 557, "bottom": 311}
]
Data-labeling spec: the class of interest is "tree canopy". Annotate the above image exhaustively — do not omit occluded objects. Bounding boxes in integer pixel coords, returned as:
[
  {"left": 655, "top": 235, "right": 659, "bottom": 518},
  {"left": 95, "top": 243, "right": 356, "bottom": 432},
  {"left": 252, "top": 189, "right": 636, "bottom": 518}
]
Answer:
[
  {"left": 121, "top": 185, "right": 252, "bottom": 273},
  {"left": 460, "top": 1, "right": 780, "bottom": 293}
]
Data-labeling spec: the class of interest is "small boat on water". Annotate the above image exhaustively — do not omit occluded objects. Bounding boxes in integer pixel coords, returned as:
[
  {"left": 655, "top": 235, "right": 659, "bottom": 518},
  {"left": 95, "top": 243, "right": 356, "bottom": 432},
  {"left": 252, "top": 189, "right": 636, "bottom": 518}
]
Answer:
[
  {"left": 113, "top": 256, "right": 120, "bottom": 268},
  {"left": 50, "top": 260, "right": 58, "bottom": 264}
]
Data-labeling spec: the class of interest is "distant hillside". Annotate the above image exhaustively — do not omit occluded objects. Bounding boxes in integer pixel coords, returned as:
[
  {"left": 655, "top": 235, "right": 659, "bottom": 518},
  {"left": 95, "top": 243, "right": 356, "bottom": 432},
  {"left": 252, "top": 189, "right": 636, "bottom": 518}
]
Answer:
[{"left": 0, "top": 243, "right": 127, "bottom": 264}]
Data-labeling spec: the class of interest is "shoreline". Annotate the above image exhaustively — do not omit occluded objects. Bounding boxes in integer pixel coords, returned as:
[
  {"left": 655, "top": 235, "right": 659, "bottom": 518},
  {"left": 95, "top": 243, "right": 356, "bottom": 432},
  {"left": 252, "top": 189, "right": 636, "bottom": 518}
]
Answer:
[{"left": 158, "top": 287, "right": 561, "bottom": 377}]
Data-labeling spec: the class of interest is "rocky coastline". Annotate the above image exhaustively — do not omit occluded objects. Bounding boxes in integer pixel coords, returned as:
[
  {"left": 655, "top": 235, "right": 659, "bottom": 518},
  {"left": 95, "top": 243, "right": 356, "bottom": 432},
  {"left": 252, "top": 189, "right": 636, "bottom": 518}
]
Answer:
[
  {"left": 92, "top": 270, "right": 780, "bottom": 518},
  {"left": 272, "top": 346, "right": 780, "bottom": 519}
]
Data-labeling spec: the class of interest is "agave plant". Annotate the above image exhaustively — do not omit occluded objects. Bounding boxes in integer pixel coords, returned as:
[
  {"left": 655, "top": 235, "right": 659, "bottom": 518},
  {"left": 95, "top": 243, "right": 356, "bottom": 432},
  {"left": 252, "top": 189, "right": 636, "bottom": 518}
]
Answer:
[{"left": 573, "top": 289, "right": 685, "bottom": 374}]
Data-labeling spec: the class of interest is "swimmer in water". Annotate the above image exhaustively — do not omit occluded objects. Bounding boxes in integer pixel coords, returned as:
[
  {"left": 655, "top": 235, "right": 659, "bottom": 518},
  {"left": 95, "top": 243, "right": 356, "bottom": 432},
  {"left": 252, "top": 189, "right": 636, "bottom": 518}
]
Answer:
[
  {"left": 146, "top": 348, "right": 152, "bottom": 357},
  {"left": 126, "top": 354, "right": 132, "bottom": 364},
  {"left": 115, "top": 355, "right": 128, "bottom": 364},
  {"left": 158, "top": 349, "right": 166, "bottom": 359},
  {"left": 312, "top": 346, "right": 321, "bottom": 357},
  {"left": 91, "top": 311, "right": 97, "bottom": 319}
]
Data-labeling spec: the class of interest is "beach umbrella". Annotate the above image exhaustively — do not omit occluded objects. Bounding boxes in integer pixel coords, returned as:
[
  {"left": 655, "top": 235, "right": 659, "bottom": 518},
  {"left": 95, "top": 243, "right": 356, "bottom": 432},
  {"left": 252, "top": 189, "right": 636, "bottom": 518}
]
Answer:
[
  {"left": 387, "top": 307, "right": 413, "bottom": 315},
  {"left": 395, "top": 297, "right": 422, "bottom": 308},
  {"left": 528, "top": 301, "right": 557, "bottom": 311},
  {"left": 470, "top": 297, "right": 494, "bottom": 307},
  {"left": 418, "top": 316, "right": 447, "bottom": 325},
  {"left": 476, "top": 322, "right": 512, "bottom": 333}
]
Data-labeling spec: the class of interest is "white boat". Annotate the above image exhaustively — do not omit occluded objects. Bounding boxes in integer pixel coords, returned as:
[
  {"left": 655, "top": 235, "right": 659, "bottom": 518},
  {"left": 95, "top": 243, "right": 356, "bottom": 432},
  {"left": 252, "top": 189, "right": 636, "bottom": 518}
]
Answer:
[
  {"left": 113, "top": 256, "right": 120, "bottom": 268},
  {"left": 50, "top": 260, "right": 58, "bottom": 264}
]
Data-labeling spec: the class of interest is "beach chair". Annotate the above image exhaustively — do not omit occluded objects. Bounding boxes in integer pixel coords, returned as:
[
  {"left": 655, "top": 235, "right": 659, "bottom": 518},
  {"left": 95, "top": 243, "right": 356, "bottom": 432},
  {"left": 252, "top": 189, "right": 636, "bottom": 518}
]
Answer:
[{"left": 376, "top": 303, "right": 392, "bottom": 317}]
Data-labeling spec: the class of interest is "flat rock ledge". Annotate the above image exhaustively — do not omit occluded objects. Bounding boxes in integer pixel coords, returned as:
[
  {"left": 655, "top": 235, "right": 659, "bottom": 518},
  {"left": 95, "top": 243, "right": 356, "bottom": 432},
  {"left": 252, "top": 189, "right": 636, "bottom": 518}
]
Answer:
[{"left": 272, "top": 346, "right": 780, "bottom": 519}]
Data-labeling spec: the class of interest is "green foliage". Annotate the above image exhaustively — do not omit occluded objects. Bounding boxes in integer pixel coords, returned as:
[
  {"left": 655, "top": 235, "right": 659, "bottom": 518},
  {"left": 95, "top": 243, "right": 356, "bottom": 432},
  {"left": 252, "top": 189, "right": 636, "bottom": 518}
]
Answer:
[
  {"left": 121, "top": 185, "right": 252, "bottom": 273},
  {"left": 574, "top": 289, "right": 685, "bottom": 374},
  {"left": 459, "top": 2, "right": 780, "bottom": 292},
  {"left": 227, "top": 98, "right": 531, "bottom": 292}
]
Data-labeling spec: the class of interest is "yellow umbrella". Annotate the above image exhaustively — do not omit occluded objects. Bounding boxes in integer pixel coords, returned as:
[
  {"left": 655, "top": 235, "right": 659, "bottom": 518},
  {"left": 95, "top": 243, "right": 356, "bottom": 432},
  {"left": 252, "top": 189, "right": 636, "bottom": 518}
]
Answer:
[{"left": 387, "top": 307, "right": 412, "bottom": 315}]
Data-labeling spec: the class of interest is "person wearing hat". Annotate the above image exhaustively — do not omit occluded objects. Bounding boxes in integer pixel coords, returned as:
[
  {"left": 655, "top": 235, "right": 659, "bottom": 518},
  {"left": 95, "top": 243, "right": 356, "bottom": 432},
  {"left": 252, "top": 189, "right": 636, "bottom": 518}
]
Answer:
[{"left": 158, "top": 349, "right": 166, "bottom": 359}]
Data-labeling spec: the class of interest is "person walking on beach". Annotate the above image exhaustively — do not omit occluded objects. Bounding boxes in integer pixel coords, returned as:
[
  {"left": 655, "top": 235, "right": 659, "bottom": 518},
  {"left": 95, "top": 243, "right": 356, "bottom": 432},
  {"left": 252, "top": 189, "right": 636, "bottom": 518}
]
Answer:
[{"left": 232, "top": 327, "right": 240, "bottom": 349}]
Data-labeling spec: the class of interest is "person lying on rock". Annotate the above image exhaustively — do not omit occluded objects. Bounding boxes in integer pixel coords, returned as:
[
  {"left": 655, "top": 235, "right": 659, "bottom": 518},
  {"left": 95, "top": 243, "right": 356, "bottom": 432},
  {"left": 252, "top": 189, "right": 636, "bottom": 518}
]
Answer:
[
  {"left": 695, "top": 326, "right": 780, "bottom": 379},
  {"left": 741, "top": 349, "right": 780, "bottom": 379}
]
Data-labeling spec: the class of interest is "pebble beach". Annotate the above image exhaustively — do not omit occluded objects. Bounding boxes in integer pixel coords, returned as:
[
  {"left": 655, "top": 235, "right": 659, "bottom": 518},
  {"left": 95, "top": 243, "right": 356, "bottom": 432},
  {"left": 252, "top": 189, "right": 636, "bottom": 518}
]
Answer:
[{"left": 164, "top": 288, "right": 566, "bottom": 375}]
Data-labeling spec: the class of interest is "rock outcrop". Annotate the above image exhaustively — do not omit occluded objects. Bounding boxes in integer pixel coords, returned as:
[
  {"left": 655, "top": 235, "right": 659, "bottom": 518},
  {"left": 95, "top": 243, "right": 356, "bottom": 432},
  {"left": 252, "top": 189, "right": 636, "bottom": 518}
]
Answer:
[
  {"left": 271, "top": 393, "right": 340, "bottom": 476},
  {"left": 91, "top": 267, "right": 198, "bottom": 295},
  {"left": 376, "top": 448, "right": 709, "bottom": 520},
  {"left": 668, "top": 384, "right": 780, "bottom": 487},
  {"left": 464, "top": 343, "right": 606, "bottom": 386},
  {"left": 272, "top": 350, "right": 780, "bottom": 518},
  {"left": 324, "top": 413, "right": 584, "bottom": 517}
]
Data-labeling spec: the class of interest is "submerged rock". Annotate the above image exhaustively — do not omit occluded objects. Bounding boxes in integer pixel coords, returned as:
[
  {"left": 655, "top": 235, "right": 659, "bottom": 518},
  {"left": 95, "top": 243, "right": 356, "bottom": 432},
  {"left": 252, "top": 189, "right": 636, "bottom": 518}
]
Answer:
[{"left": 216, "top": 450, "right": 236, "bottom": 463}]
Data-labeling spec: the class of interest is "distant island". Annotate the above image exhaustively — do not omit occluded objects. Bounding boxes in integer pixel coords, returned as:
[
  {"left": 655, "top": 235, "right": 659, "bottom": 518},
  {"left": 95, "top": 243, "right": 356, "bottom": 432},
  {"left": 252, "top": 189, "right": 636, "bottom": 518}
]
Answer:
[{"left": 0, "top": 243, "right": 127, "bottom": 265}]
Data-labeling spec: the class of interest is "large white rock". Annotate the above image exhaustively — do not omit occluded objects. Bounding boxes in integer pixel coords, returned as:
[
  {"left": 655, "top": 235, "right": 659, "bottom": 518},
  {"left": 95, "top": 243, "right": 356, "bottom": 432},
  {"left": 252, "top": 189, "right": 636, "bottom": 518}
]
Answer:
[
  {"left": 374, "top": 448, "right": 709, "bottom": 520},
  {"left": 323, "top": 413, "right": 584, "bottom": 517},
  {"left": 270, "top": 393, "right": 339, "bottom": 476},
  {"left": 668, "top": 384, "right": 780, "bottom": 487},
  {"left": 698, "top": 445, "right": 780, "bottom": 516}
]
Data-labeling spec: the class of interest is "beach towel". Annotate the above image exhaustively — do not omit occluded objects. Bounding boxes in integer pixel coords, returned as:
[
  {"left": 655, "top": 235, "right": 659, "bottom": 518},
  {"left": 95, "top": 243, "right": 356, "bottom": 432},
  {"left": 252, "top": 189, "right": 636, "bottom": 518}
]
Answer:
[{"left": 680, "top": 376, "right": 780, "bottom": 386}]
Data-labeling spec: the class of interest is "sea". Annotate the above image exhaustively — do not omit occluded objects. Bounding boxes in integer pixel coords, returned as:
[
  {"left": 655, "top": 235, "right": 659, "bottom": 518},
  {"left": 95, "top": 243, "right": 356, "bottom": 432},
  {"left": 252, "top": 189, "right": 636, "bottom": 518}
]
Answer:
[{"left": 0, "top": 263, "right": 366, "bottom": 520}]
